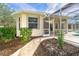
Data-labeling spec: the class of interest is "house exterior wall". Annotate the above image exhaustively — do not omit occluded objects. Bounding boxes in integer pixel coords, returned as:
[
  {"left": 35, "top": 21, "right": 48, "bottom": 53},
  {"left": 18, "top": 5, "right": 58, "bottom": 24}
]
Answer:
[
  {"left": 20, "top": 14, "right": 27, "bottom": 28},
  {"left": 16, "top": 13, "right": 44, "bottom": 37},
  {"left": 15, "top": 12, "right": 68, "bottom": 37}
]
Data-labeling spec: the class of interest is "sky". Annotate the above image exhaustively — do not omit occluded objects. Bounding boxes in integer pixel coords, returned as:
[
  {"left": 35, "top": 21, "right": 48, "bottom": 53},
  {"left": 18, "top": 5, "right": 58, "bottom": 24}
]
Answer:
[
  {"left": 8, "top": 3, "right": 49, "bottom": 12},
  {"left": 8, "top": 3, "right": 68, "bottom": 14},
  {"left": 7, "top": 3, "right": 79, "bottom": 24},
  {"left": 8, "top": 3, "right": 79, "bottom": 16}
]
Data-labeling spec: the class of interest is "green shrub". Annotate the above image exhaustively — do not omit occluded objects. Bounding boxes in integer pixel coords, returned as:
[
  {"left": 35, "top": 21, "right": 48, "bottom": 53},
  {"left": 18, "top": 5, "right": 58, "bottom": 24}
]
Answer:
[
  {"left": 20, "top": 28, "right": 32, "bottom": 43},
  {"left": 57, "top": 30, "right": 64, "bottom": 49},
  {"left": 0, "top": 27, "right": 16, "bottom": 42}
]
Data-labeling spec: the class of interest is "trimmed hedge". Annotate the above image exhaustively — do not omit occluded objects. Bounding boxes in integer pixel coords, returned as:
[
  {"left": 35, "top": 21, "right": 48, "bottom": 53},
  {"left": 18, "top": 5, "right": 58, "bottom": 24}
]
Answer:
[
  {"left": 0, "top": 27, "right": 16, "bottom": 42},
  {"left": 20, "top": 28, "right": 32, "bottom": 43}
]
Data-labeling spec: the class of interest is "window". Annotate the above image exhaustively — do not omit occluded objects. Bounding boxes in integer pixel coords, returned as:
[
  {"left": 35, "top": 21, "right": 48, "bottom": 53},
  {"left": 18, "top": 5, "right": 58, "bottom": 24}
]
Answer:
[{"left": 28, "top": 17, "right": 38, "bottom": 29}]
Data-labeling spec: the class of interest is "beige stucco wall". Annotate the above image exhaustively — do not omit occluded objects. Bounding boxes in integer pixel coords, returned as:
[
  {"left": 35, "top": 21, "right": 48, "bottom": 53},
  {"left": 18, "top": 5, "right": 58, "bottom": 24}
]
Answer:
[
  {"left": 16, "top": 13, "right": 44, "bottom": 37},
  {"left": 31, "top": 15, "right": 44, "bottom": 36},
  {"left": 20, "top": 14, "right": 27, "bottom": 28},
  {"left": 15, "top": 11, "right": 68, "bottom": 37}
]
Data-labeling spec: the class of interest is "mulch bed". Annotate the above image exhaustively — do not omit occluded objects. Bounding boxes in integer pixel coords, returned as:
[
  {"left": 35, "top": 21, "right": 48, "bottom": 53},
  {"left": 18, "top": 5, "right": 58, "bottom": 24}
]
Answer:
[
  {"left": 33, "top": 38, "right": 79, "bottom": 56},
  {"left": 0, "top": 38, "right": 26, "bottom": 56}
]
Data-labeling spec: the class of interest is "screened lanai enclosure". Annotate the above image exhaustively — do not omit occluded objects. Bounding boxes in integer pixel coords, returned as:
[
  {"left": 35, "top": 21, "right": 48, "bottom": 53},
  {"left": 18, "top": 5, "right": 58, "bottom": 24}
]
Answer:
[
  {"left": 50, "top": 3, "right": 79, "bottom": 33},
  {"left": 13, "top": 3, "right": 79, "bottom": 37},
  {"left": 42, "top": 3, "right": 79, "bottom": 36}
]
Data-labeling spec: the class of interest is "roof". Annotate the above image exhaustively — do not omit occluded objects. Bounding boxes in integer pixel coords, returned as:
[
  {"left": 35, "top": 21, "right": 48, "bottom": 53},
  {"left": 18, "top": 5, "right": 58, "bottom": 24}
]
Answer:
[
  {"left": 12, "top": 10, "right": 45, "bottom": 16},
  {"left": 50, "top": 14, "right": 69, "bottom": 19}
]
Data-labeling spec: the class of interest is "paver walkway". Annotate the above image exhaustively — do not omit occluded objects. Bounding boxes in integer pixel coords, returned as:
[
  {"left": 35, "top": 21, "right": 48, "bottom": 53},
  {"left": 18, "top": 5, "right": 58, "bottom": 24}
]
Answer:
[
  {"left": 11, "top": 36, "right": 55, "bottom": 56},
  {"left": 64, "top": 32, "right": 79, "bottom": 47},
  {"left": 11, "top": 32, "right": 79, "bottom": 56}
]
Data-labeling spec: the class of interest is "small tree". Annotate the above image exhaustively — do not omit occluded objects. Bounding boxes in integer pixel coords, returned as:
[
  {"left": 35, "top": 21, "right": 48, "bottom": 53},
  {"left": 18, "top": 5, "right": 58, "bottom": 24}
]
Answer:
[
  {"left": 57, "top": 30, "right": 64, "bottom": 49},
  {"left": 0, "top": 3, "right": 15, "bottom": 27}
]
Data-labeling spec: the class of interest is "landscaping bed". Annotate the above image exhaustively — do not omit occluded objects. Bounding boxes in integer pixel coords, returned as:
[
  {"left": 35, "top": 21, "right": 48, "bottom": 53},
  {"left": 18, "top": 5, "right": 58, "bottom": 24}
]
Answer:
[
  {"left": 0, "top": 38, "right": 26, "bottom": 56},
  {"left": 33, "top": 38, "right": 79, "bottom": 56},
  {"left": 0, "top": 27, "right": 32, "bottom": 56}
]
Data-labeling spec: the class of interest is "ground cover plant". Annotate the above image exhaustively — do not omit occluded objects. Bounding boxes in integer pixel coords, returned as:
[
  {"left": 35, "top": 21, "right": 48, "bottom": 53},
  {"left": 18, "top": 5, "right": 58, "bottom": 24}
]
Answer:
[{"left": 0, "top": 27, "right": 16, "bottom": 42}]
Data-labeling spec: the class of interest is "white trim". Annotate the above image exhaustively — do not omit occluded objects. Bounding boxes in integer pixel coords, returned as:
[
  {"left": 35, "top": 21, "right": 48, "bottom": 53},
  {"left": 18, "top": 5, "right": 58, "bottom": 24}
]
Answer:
[
  {"left": 43, "top": 18, "right": 50, "bottom": 36},
  {"left": 16, "top": 17, "right": 20, "bottom": 36}
]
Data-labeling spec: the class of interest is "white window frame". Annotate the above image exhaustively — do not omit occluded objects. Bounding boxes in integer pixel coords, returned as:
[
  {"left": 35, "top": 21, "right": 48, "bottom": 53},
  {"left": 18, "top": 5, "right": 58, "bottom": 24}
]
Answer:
[{"left": 28, "top": 17, "right": 38, "bottom": 29}]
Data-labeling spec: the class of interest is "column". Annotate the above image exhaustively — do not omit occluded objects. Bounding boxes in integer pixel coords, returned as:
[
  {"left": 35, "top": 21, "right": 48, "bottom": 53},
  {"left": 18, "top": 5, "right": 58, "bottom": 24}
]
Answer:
[
  {"left": 66, "top": 19, "right": 68, "bottom": 33},
  {"left": 60, "top": 17, "right": 62, "bottom": 31},
  {"left": 48, "top": 17, "right": 51, "bottom": 36},
  {"left": 40, "top": 16, "right": 44, "bottom": 36},
  {"left": 78, "top": 24, "right": 79, "bottom": 30},
  {"left": 59, "top": 8, "right": 62, "bottom": 31},
  {"left": 16, "top": 17, "right": 20, "bottom": 36},
  {"left": 72, "top": 24, "right": 73, "bottom": 31},
  {"left": 75, "top": 24, "right": 77, "bottom": 31},
  {"left": 53, "top": 19, "right": 55, "bottom": 36}
]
